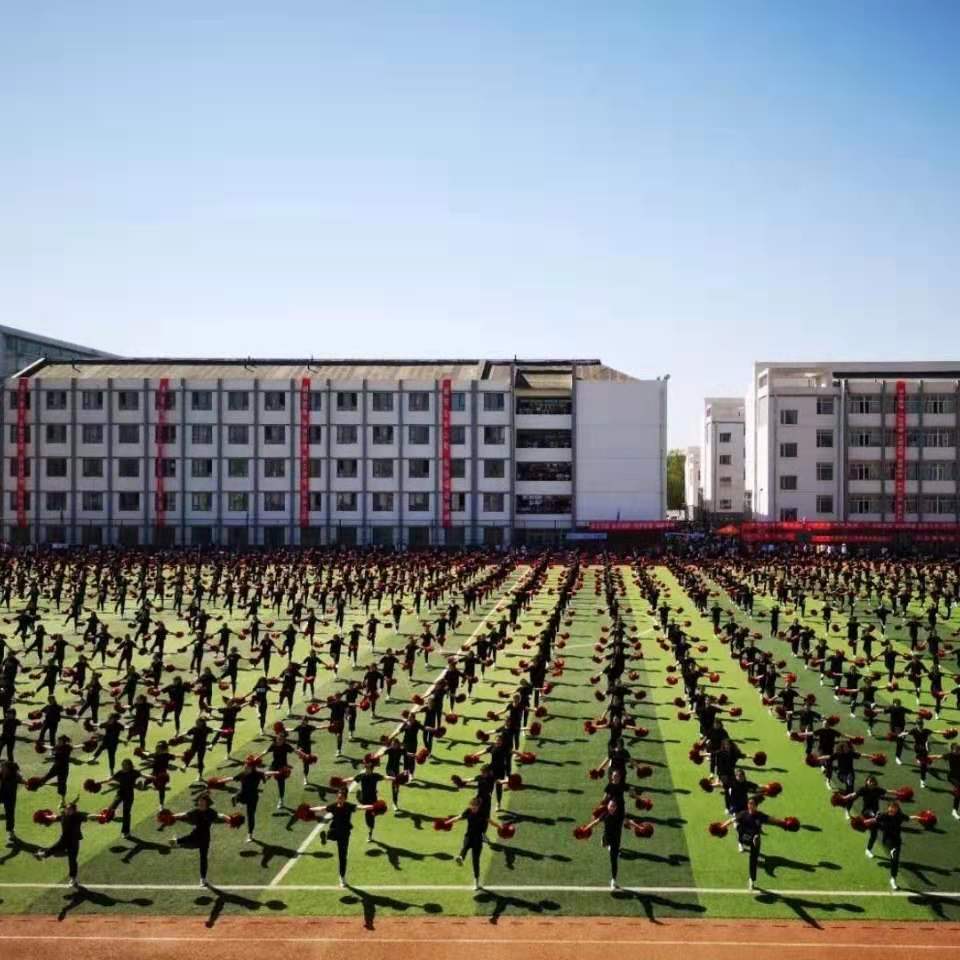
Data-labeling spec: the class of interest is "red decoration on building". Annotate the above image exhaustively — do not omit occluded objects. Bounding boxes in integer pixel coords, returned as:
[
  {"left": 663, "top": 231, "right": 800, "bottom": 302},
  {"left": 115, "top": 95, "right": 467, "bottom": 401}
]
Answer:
[
  {"left": 587, "top": 520, "right": 680, "bottom": 532},
  {"left": 894, "top": 380, "right": 906, "bottom": 521},
  {"left": 440, "top": 379, "right": 452, "bottom": 529},
  {"left": 15, "top": 378, "right": 28, "bottom": 529},
  {"left": 155, "top": 378, "right": 170, "bottom": 527},
  {"left": 300, "top": 378, "right": 311, "bottom": 529}
]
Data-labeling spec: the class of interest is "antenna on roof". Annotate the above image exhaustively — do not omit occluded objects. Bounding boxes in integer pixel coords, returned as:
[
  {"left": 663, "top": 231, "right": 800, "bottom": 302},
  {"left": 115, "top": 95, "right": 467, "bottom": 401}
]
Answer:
[
  {"left": 244, "top": 356, "right": 255, "bottom": 372},
  {"left": 308, "top": 356, "right": 317, "bottom": 373}
]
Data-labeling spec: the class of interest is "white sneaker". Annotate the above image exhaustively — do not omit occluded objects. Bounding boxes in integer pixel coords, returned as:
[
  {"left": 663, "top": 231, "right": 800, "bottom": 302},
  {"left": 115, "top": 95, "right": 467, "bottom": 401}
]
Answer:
[
  {"left": 474, "top": 879, "right": 481, "bottom": 891},
  {"left": 889, "top": 877, "right": 898, "bottom": 890},
  {"left": 747, "top": 878, "right": 754, "bottom": 891},
  {"left": 920, "top": 781, "right": 926, "bottom": 789},
  {"left": 865, "top": 848, "right": 874, "bottom": 858},
  {"left": 951, "top": 809, "right": 959, "bottom": 820},
  {"left": 737, "top": 842, "right": 744, "bottom": 853},
  {"left": 338, "top": 876, "right": 346, "bottom": 888},
  {"left": 610, "top": 878, "right": 619, "bottom": 889},
  {"left": 245, "top": 835, "right": 254, "bottom": 843},
  {"left": 895, "top": 757, "right": 902, "bottom": 765}
]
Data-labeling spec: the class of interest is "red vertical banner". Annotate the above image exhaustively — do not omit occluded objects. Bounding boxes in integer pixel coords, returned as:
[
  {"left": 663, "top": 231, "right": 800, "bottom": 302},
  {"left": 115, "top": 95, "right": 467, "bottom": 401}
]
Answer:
[
  {"left": 894, "top": 379, "right": 906, "bottom": 521},
  {"left": 440, "top": 379, "right": 452, "bottom": 529},
  {"left": 15, "top": 378, "right": 28, "bottom": 528},
  {"left": 155, "top": 377, "right": 170, "bottom": 527},
  {"left": 300, "top": 378, "right": 311, "bottom": 529}
]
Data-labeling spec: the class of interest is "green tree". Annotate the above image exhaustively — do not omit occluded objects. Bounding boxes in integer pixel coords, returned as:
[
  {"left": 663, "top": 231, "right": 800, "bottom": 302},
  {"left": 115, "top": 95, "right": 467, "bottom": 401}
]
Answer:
[{"left": 666, "top": 449, "right": 685, "bottom": 511}]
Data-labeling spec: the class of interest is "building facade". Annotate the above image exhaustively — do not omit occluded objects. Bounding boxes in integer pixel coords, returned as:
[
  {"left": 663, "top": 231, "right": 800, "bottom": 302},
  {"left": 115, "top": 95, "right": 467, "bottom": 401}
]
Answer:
[
  {"left": 684, "top": 446, "right": 701, "bottom": 520},
  {"left": 2, "top": 358, "right": 667, "bottom": 547},
  {"left": 745, "top": 361, "right": 960, "bottom": 522},
  {"left": 0, "top": 324, "right": 110, "bottom": 380},
  {"left": 702, "top": 397, "right": 746, "bottom": 518}
]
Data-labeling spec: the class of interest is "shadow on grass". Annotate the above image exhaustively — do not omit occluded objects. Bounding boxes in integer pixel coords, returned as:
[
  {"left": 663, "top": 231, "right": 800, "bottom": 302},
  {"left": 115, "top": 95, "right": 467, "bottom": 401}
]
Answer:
[
  {"left": 475, "top": 889, "right": 561, "bottom": 923},
  {"left": 753, "top": 890, "right": 865, "bottom": 928},
  {"left": 57, "top": 887, "right": 154, "bottom": 922},
  {"left": 610, "top": 889, "right": 707, "bottom": 924},
  {"left": 196, "top": 886, "right": 287, "bottom": 928},
  {"left": 339, "top": 887, "right": 444, "bottom": 930}
]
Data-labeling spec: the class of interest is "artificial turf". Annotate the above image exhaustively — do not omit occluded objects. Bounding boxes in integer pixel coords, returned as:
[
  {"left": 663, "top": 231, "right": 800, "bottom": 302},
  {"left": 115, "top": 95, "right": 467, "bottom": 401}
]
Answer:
[{"left": 2, "top": 560, "right": 959, "bottom": 924}]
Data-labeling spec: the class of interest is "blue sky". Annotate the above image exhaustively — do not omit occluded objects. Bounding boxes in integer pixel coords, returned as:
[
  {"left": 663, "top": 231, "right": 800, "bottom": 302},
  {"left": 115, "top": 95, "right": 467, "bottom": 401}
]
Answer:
[{"left": 2, "top": 2, "right": 958, "bottom": 447}]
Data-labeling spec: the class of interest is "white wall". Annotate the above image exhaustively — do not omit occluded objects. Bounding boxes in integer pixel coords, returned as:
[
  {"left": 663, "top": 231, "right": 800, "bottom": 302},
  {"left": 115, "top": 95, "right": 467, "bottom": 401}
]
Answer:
[{"left": 575, "top": 380, "right": 666, "bottom": 521}]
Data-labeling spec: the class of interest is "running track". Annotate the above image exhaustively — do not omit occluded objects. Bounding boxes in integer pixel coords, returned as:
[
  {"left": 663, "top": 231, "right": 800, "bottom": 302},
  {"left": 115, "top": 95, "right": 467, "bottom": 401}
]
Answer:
[{"left": 0, "top": 917, "right": 957, "bottom": 960}]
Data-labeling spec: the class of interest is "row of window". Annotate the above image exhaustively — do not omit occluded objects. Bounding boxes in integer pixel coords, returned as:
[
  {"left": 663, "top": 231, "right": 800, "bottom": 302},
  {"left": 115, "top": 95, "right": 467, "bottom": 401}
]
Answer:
[
  {"left": 848, "top": 428, "right": 956, "bottom": 448},
  {"left": 848, "top": 460, "right": 959, "bottom": 482},
  {"left": 847, "top": 496, "right": 960, "bottom": 515},
  {"left": 7, "top": 423, "right": 511, "bottom": 447},
  {"left": 9, "top": 490, "right": 517, "bottom": 514},
  {"left": 7, "top": 456, "right": 520, "bottom": 481},
  {"left": 9, "top": 388, "right": 510, "bottom": 414},
  {"left": 848, "top": 394, "right": 958, "bottom": 416},
  {"left": 778, "top": 495, "right": 835, "bottom": 519},
  {"left": 778, "top": 399, "right": 836, "bottom": 424}
]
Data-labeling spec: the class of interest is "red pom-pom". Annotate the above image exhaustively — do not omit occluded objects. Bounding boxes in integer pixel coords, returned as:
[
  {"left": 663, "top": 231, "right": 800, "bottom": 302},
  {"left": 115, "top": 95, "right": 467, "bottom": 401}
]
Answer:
[
  {"left": 306, "top": 703, "right": 321, "bottom": 715},
  {"left": 869, "top": 753, "right": 887, "bottom": 767},
  {"left": 225, "top": 813, "right": 245, "bottom": 829},
  {"left": 635, "top": 764, "right": 653, "bottom": 779},
  {"left": 329, "top": 775, "right": 346, "bottom": 788},
  {"left": 497, "top": 823, "right": 516, "bottom": 840},
  {"left": 25, "top": 776, "right": 43, "bottom": 791},
  {"left": 806, "top": 753, "right": 822, "bottom": 767},
  {"left": 295, "top": 803, "right": 316, "bottom": 822},
  {"left": 762, "top": 781, "right": 782, "bottom": 797},
  {"left": 507, "top": 773, "right": 524, "bottom": 791},
  {"left": 831, "top": 791, "right": 850, "bottom": 808},
  {"left": 416, "top": 747, "right": 429, "bottom": 765},
  {"left": 781, "top": 816, "right": 800, "bottom": 832},
  {"left": 730, "top": 707, "right": 743, "bottom": 718},
  {"left": 96, "top": 807, "right": 115, "bottom": 824},
  {"left": 849, "top": 815, "right": 867, "bottom": 832},
  {"left": 83, "top": 778, "right": 101, "bottom": 794},
  {"left": 894, "top": 786, "right": 914, "bottom": 803},
  {"left": 156, "top": 809, "right": 175, "bottom": 826},
  {"left": 708, "top": 821, "right": 728, "bottom": 838},
  {"left": 827, "top": 715, "right": 840, "bottom": 727},
  {"left": 464, "top": 753, "right": 482, "bottom": 767},
  {"left": 476, "top": 729, "right": 489, "bottom": 742},
  {"left": 433, "top": 817, "right": 453, "bottom": 832},
  {"left": 633, "top": 821, "right": 654, "bottom": 838},
  {"left": 573, "top": 824, "right": 593, "bottom": 840},
  {"left": 917, "top": 809, "right": 938, "bottom": 829},
  {"left": 528, "top": 722, "right": 542, "bottom": 737},
  {"left": 445, "top": 713, "right": 459, "bottom": 724},
  {"left": 370, "top": 799, "right": 388, "bottom": 816},
  {"left": 709, "top": 673, "right": 720, "bottom": 683},
  {"left": 699, "top": 777, "right": 714, "bottom": 793},
  {"left": 753, "top": 751, "right": 767, "bottom": 766}
]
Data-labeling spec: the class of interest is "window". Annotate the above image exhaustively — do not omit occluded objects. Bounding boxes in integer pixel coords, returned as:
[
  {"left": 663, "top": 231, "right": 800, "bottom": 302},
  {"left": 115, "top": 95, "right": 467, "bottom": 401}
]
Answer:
[
  {"left": 264, "top": 390, "right": 286, "bottom": 412},
  {"left": 924, "top": 429, "right": 954, "bottom": 448},
  {"left": 516, "top": 461, "right": 570, "bottom": 481},
  {"left": 816, "top": 462, "right": 834, "bottom": 482},
  {"left": 779, "top": 442, "right": 798, "bottom": 458},
  {"left": 308, "top": 458, "right": 322, "bottom": 479},
  {"left": 816, "top": 429, "right": 834, "bottom": 448},
  {"left": 227, "top": 492, "right": 249, "bottom": 512},
  {"left": 155, "top": 424, "right": 176, "bottom": 444},
  {"left": 336, "top": 392, "right": 358, "bottom": 411},
  {"left": 192, "top": 424, "right": 213, "bottom": 445},
  {"left": 118, "top": 424, "right": 140, "bottom": 444},
  {"left": 450, "top": 426, "right": 466, "bottom": 445},
  {"left": 408, "top": 391, "right": 430, "bottom": 412},
  {"left": 482, "top": 493, "right": 505, "bottom": 512},
  {"left": 305, "top": 390, "right": 322, "bottom": 411},
  {"left": 718, "top": 454, "right": 732, "bottom": 466},
  {"left": 408, "top": 492, "right": 430, "bottom": 512},
  {"left": 118, "top": 492, "right": 140, "bottom": 512},
  {"left": 816, "top": 397, "right": 835, "bottom": 415},
  {"left": 191, "top": 390, "right": 213, "bottom": 411},
  {"left": 779, "top": 475, "right": 798, "bottom": 491},
  {"left": 82, "top": 492, "right": 103, "bottom": 512},
  {"left": 337, "top": 459, "right": 358, "bottom": 478},
  {"left": 191, "top": 458, "right": 213, "bottom": 478},
  {"left": 408, "top": 425, "right": 429, "bottom": 445},
  {"left": 155, "top": 458, "right": 176, "bottom": 478},
  {"left": 118, "top": 459, "right": 139, "bottom": 478},
  {"left": 922, "top": 494, "right": 958, "bottom": 514},
  {"left": 308, "top": 425, "right": 323, "bottom": 444},
  {"left": 81, "top": 390, "right": 103, "bottom": 410},
  {"left": 483, "top": 392, "right": 505, "bottom": 412},
  {"left": 371, "top": 391, "right": 394, "bottom": 412},
  {"left": 227, "top": 458, "right": 249, "bottom": 478},
  {"left": 718, "top": 475, "right": 733, "bottom": 486},
  {"left": 8, "top": 390, "right": 29, "bottom": 410},
  {"left": 450, "top": 458, "right": 466, "bottom": 479},
  {"left": 516, "top": 397, "right": 572, "bottom": 415},
  {"left": 850, "top": 429, "right": 881, "bottom": 447},
  {"left": 484, "top": 426, "right": 505, "bottom": 445},
  {"left": 450, "top": 492, "right": 466, "bottom": 512},
  {"left": 335, "top": 492, "right": 357, "bottom": 511},
  {"left": 516, "top": 429, "right": 570, "bottom": 449},
  {"left": 46, "top": 491, "right": 67, "bottom": 511},
  {"left": 816, "top": 495, "right": 834, "bottom": 514},
  {"left": 516, "top": 494, "right": 571, "bottom": 514},
  {"left": 46, "top": 390, "right": 67, "bottom": 410},
  {"left": 719, "top": 499, "right": 733, "bottom": 511},
  {"left": 45, "top": 424, "right": 66, "bottom": 444},
  {"left": 46, "top": 458, "right": 66, "bottom": 478},
  {"left": 718, "top": 432, "right": 732, "bottom": 443},
  {"left": 227, "top": 391, "right": 249, "bottom": 411},
  {"left": 117, "top": 390, "right": 139, "bottom": 411},
  {"left": 779, "top": 507, "right": 798, "bottom": 521},
  {"left": 263, "top": 492, "right": 285, "bottom": 512},
  {"left": 336, "top": 425, "right": 358, "bottom": 445},
  {"left": 8, "top": 457, "right": 29, "bottom": 478},
  {"left": 264, "top": 425, "right": 286, "bottom": 445},
  {"left": 79, "top": 424, "right": 101, "bottom": 445},
  {"left": 924, "top": 394, "right": 953, "bottom": 415},
  {"left": 450, "top": 392, "right": 466, "bottom": 412},
  {"left": 849, "top": 396, "right": 879, "bottom": 415},
  {"left": 921, "top": 461, "right": 955, "bottom": 482},
  {"left": 483, "top": 459, "right": 505, "bottom": 479},
  {"left": 408, "top": 458, "right": 430, "bottom": 479},
  {"left": 264, "top": 458, "right": 286, "bottom": 478},
  {"left": 227, "top": 424, "right": 249, "bottom": 445},
  {"left": 82, "top": 458, "right": 103, "bottom": 478},
  {"left": 191, "top": 492, "right": 213, "bottom": 512},
  {"left": 309, "top": 492, "right": 324, "bottom": 511},
  {"left": 8, "top": 492, "right": 30, "bottom": 511},
  {"left": 155, "top": 491, "right": 176, "bottom": 512},
  {"left": 7, "top": 424, "right": 30, "bottom": 444},
  {"left": 154, "top": 389, "right": 175, "bottom": 411},
  {"left": 849, "top": 462, "right": 876, "bottom": 481},
  {"left": 779, "top": 409, "right": 798, "bottom": 425},
  {"left": 372, "top": 459, "right": 394, "bottom": 479},
  {"left": 372, "top": 425, "right": 394, "bottom": 445},
  {"left": 372, "top": 492, "right": 394, "bottom": 512}
]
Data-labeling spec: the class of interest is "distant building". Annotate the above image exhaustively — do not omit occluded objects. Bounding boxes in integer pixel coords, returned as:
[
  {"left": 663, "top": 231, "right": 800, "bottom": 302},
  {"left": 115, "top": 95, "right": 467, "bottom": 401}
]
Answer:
[
  {"left": 0, "top": 324, "right": 110, "bottom": 380},
  {"left": 702, "top": 397, "right": 746, "bottom": 518},
  {"left": 684, "top": 446, "right": 701, "bottom": 520}
]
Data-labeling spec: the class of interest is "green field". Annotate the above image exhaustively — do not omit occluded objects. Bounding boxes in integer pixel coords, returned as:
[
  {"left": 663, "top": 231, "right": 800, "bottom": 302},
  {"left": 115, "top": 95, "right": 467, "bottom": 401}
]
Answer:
[{"left": 2, "top": 559, "right": 959, "bottom": 924}]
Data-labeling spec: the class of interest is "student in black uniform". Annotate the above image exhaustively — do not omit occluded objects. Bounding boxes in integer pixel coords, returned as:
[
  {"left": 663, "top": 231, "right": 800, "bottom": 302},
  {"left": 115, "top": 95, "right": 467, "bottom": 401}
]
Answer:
[
  {"left": 862, "top": 800, "right": 927, "bottom": 890},
  {"left": 106, "top": 758, "right": 139, "bottom": 839},
  {"left": 447, "top": 794, "right": 507, "bottom": 891},
  {"left": 168, "top": 792, "right": 235, "bottom": 887},
  {"left": 720, "top": 797, "right": 794, "bottom": 890},
  {"left": 0, "top": 759, "right": 24, "bottom": 844},
  {"left": 35, "top": 800, "right": 103, "bottom": 887},
  {"left": 306, "top": 786, "right": 383, "bottom": 888}
]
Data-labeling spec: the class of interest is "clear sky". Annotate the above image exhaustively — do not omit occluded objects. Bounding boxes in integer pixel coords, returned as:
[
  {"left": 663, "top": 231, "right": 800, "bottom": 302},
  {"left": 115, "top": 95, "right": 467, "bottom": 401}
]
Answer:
[{"left": 3, "top": 2, "right": 958, "bottom": 448}]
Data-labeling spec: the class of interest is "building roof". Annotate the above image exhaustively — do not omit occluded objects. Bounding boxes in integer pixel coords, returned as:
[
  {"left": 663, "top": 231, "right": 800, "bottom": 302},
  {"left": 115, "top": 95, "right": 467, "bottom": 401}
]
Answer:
[
  {"left": 0, "top": 323, "right": 115, "bottom": 357},
  {"left": 14, "top": 357, "right": 644, "bottom": 383}
]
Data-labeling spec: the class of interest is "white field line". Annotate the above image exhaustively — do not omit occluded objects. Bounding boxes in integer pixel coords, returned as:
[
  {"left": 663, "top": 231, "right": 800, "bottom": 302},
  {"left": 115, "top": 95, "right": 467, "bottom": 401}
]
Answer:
[{"left": 2, "top": 880, "right": 960, "bottom": 899}]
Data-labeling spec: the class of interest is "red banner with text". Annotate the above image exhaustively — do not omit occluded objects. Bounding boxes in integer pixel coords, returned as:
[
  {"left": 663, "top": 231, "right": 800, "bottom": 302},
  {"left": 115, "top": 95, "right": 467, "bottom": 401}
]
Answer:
[
  {"left": 155, "top": 378, "right": 170, "bottom": 527},
  {"left": 440, "top": 379, "right": 452, "bottom": 529},
  {"left": 894, "top": 380, "right": 906, "bottom": 521},
  {"left": 16, "top": 378, "right": 28, "bottom": 528},
  {"left": 300, "top": 378, "right": 311, "bottom": 529}
]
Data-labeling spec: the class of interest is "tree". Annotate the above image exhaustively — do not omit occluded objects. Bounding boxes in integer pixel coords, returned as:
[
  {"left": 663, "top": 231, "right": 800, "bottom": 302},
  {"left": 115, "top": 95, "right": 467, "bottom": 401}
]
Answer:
[{"left": 666, "top": 449, "right": 686, "bottom": 511}]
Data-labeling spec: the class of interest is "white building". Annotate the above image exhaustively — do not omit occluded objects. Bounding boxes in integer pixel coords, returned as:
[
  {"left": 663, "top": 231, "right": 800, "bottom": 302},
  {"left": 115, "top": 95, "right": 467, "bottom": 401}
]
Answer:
[
  {"left": 702, "top": 397, "right": 746, "bottom": 517},
  {"left": 745, "top": 361, "right": 960, "bottom": 522},
  {"left": 684, "top": 446, "right": 701, "bottom": 520},
  {"left": 2, "top": 357, "right": 667, "bottom": 547}
]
